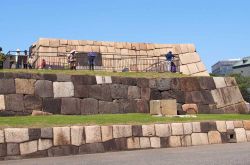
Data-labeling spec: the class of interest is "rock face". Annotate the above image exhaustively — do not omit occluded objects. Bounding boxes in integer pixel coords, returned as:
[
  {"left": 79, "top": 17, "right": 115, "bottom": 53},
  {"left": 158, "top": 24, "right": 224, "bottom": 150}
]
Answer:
[
  {"left": 35, "top": 80, "right": 53, "bottom": 98},
  {"left": 15, "top": 78, "right": 36, "bottom": 95},
  {"left": 0, "top": 79, "right": 16, "bottom": 94},
  {"left": 4, "top": 128, "right": 29, "bottom": 143},
  {"left": 53, "top": 82, "right": 74, "bottom": 98}
]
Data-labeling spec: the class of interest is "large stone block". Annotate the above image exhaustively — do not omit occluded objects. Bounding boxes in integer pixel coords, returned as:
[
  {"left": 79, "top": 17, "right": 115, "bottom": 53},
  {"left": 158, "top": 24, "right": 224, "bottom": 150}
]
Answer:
[
  {"left": 208, "top": 131, "right": 222, "bottom": 144},
  {"left": 224, "top": 77, "right": 237, "bottom": 87},
  {"left": 137, "top": 78, "right": 149, "bottom": 88},
  {"left": 48, "top": 145, "right": 79, "bottom": 157},
  {"left": 149, "top": 100, "right": 161, "bottom": 115},
  {"left": 101, "top": 126, "right": 113, "bottom": 142},
  {"left": 234, "top": 121, "right": 243, "bottom": 128},
  {"left": 71, "top": 75, "right": 96, "bottom": 85},
  {"left": 150, "top": 89, "right": 162, "bottom": 100},
  {"left": 61, "top": 98, "right": 81, "bottom": 115},
  {"left": 128, "top": 86, "right": 141, "bottom": 99},
  {"left": 243, "top": 120, "right": 250, "bottom": 130},
  {"left": 141, "top": 88, "right": 151, "bottom": 100},
  {"left": 41, "top": 127, "right": 53, "bottom": 139},
  {"left": 246, "top": 131, "right": 250, "bottom": 142},
  {"left": 187, "top": 63, "right": 199, "bottom": 75},
  {"left": 29, "top": 128, "right": 41, "bottom": 140},
  {"left": 89, "top": 85, "right": 112, "bottom": 101},
  {"left": 113, "top": 125, "right": 132, "bottom": 138},
  {"left": 0, "top": 143, "right": 6, "bottom": 157},
  {"left": 96, "top": 76, "right": 112, "bottom": 84},
  {"left": 140, "top": 137, "right": 150, "bottom": 148},
  {"left": 42, "top": 74, "right": 57, "bottom": 82},
  {"left": 191, "top": 133, "right": 209, "bottom": 146},
  {"left": 183, "top": 123, "right": 193, "bottom": 135},
  {"left": 216, "top": 121, "right": 227, "bottom": 132},
  {"left": 182, "top": 135, "right": 192, "bottom": 147},
  {"left": 79, "top": 143, "right": 104, "bottom": 154},
  {"left": 155, "top": 124, "right": 171, "bottom": 137},
  {"left": 110, "top": 84, "right": 128, "bottom": 99},
  {"left": 161, "top": 99, "right": 177, "bottom": 115},
  {"left": 24, "top": 95, "right": 42, "bottom": 111},
  {"left": 34, "top": 80, "right": 53, "bottom": 98},
  {"left": 171, "top": 123, "right": 184, "bottom": 135},
  {"left": 71, "top": 126, "right": 85, "bottom": 146},
  {"left": 56, "top": 74, "right": 71, "bottom": 82},
  {"left": 213, "top": 77, "right": 227, "bottom": 89},
  {"left": 200, "top": 122, "right": 217, "bottom": 133},
  {"left": 142, "top": 125, "right": 155, "bottom": 136},
  {"left": 156, "top": 78, "right": 171, "bottom": 91},
  {"left": 132, "top": 125, "right": 143, "bottom": 137},
  {"left": 85, "top": 125, "right": 102, "bottom": 143},
  {"left": 0, "top": 95, "right": 5, "bottom": 111},
  {"left": 5, "top": 128, "right": 29, "bottom": 143},
  {"left": 7, "top": 143, "right": 20, "bottom": 156},
  {"left": 192, "top": 122, "right": 201, "bottom": 133},
  {"left": 0, "top": 79, "right": 15, "bottom": 94},
  {"left": 150, "top": 137, "right": 160, "bottom": 148},
  {"left": 168, "top": 136, "right": 182, "bottom": 147},
  {"left": 134, "top": 99, "right": 149, "bottom": 113},
  {"left": 20, "top": 140, "right": 38, "bottom": 155},
  {"left": 179, "top": 77, "right": 201, "bottom": 92},
  {"left": 226, "top": 121, "right": 235, "bottom": 130},
  {"left": 53, "top": 127, "right": 71, "bottom": 146},
  {"left": 53, "top": 82, "right": 74, "bottom": 98},
  {"left": 120, "top": 77, "right": 137, "bottom": 86},
  {"left": 42, "top": 98, "right": 61, "bottom": 114},
  {"left": 234, "top": 128, "right": 247, "bottom": 143},
  {"left": 127, "top": 137, "right": 140, "bottom": 149},
  {"left": 80, "top": 98, "right": 99, "bottom": 114},
  {"left": 74, "top": 85, "right": 89, "bottom": 98},
  {"left": 198, "top": 77, "right": 216, "bottom": 90},
  {"left": 15, "top": 78, "right": 35, "bottom": 95},
  {"left": 182, "top": 104, "right": 198, "bottom": 114},
  {"left": 98, "top": 101, "right": 120, "bottom": 114},
  {"left": 4, "top": 94, "right": 24, "bottom": 112},
  {"left": 0, "top": 130, "right": 4, "bottom": 143},
  {"left": 38, "top": 139, "right": 53, "bottom": 151}
]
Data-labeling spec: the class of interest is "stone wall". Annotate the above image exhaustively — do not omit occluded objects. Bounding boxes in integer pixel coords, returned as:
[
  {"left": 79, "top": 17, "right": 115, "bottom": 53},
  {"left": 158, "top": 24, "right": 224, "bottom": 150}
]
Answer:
[
  {"left": 0, "top": 72, "right": 248, "bottom": 116},
  {"left": 1, "top": 120, "right": 250, "bottom": 160},
  {"left": 30, "top": 38, "right": 209, "bottom": 76}
]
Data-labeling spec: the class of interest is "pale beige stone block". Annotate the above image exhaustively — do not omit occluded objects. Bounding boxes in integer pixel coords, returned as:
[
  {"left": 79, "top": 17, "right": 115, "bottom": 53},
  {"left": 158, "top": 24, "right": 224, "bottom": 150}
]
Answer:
[
  {"left": 155, "top": 124, "right": 171, "bottom": 137},
  {"left": 171, "top": 123, "right": 184, "bottom": 136},
  {"left": 140, "top": 137, "right": 151, "bottom": 148},
  {"left": 150, "top": 137, "right": 160, "bottom": 148},
  {"left": 127, "top": 137, "right": 140, "bottom": 149},
  {"left": 113, "top": 125, "right": 132, "bottom": 138},
  {"left": 53, "top": 127, "right": 71, "bottom": 145},
  {"left": 142, "top": 125, "right": 155, "bottom": 136},
  {"left": 5, "top": 128, "right": 29, "bottom": 143},
  {"left": 20, "top": 140, "right": 38, "bottom": 155},
  {"left": 38, "top": 139, "right": 53, "bottom": 150},
  {"left": 85, "top": 125, "right": 102, "bottom": 143},
  {"left": 101, "top": 126, "right": 113, "bottom": 142},
  {"left": 71, "top": 126, "right": 85, "bottom": 146},
  {"left": 208, "top": 131, "right": 222, "bottom": 144}
]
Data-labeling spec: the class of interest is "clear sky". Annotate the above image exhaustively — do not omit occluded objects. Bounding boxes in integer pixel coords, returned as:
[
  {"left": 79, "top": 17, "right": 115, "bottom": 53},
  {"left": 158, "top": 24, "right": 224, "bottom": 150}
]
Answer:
[{"left": 1, "top": 0, "right": 250, "bottom": 72}]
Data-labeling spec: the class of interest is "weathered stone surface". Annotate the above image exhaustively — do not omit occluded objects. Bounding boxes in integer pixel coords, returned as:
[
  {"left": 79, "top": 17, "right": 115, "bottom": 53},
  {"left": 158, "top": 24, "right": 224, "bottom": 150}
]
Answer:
[
  {"left": 246, "top": 131, "right": 250, "bottom": 142},
  {"left": 120, "top": 77, "right": 137, "bottom": 86},
  {"left": 140, "top": 137, "right": 150, "bottom": 148},
  {"left": 132, "top": 125, "right": 143, "bottom": 137},
  {"left": 243, "top": 120, "right": 250, "bottom": 130},
  {"left": 113, "top": 125, "right": 132, "bottom": 138},
  {"left": 0, "top": 79, "right": 15, "bottom": 94},
  {"left": 38, "top": 139, "right": 53, "bottom": 150},
  {"left": 182, "top": 104, "right": 198, "bottom": 114},
  {"left": 155, "top": 124, "right": 171, "bottom": 137},
  {"left": 110, "top": 84, "right": 128, "bottom": 99},
  {"left": 234, "top": 128, "right": 247, "bottom": 143},
  {"left": 134, "top": 99, "right": 149, "bottom": 113},
  {"left": 103, "top": 139, "right": 117, "bottom": 151},
  {"left": 34, "top": 80, "right": 53, "bottom": 98},
  {"left": 42, "top": 74, "right": 57, "bottom": 82},
  {"left": 137, "top": 78, "right": 149, "bottom": 88},
  {"left": 200, "top": 122, "right": 217, "bottom": 133},
  {"left": 198, "top": 77, "right": 216, "bottom": 90},
  {"left": 42, "top": 98, "right": 61, "bottom": 114},
  {"left": 71, "top": 126, "right": 85, "bottom": 146},
  {"left": 156, "top": 78, "right": 171, "bottom": 91},
  {"left": 80, "top": 143, "right": 105, "bottom": 154},
  {"left": 74, "top": 85, "right": 89, "bottom": 98},
  {"left": 20, "top": 140, "right": 38, "bottom": 155},
  {"left": 179, "top": 77, "right": 201, "bottom": 92},
  {"left": 149, "top": 100, "right": 161, "bottom": 115},
  {"left": 171, "top": 123, "right": 184, "bottom": 135},
  {"left": 161, "top": 99, "right": 177, "bottom": 115},
  {"left": 56, "top": 74, "right": 71, "bottom": 82},
  {"left": 5, "top": 128, "right": 29, "bottom": 143},
  {"left": 183, "top": 123, "right": 193, "bottom": 135},
  {"left": 226, "top": 121, "right": 235, "bottom": 130},
  {"left": 71, "top": 75, "right": 96, "bottom": 85},
  {"left": 89, "top": 85, "right": 112, "bottom": 101},
  {"left": 96, "top": 76, "right": 112, "bottom": 84},
  {"left": 150, "top": 89, "right": 162, "bottom": 100},
  {"left": 48, "top": 145, "right": 79, "bottom": 156},
  {"left": 53, "top": 82, "right": 74, "bottom": 98},
  {"left": 0, "top": 143, "right": 6, "bottom": 157},
  {"left": 53, "top": 127, "right": 71, "bottom": 146},
  {"left": 7, "top": 143, "right": 20, "bottom": 156},
  {"left": 29, "top": 128, "right": 41, "bottom": 140},
  {"left": 150, "top": 137, "right": 160, "bottom": 148},
  {"left": 0, "top": 95, "right": 5, "bottom": 111},
  {"left": 208, "top": 131, "right": 222, "bottom": 144},
  {"left": 234, "top": 121, "right": 243, "bottom": 128},
  {"left": 0, "top": 130, "right": 4, "bottom": 143},
  {"left": 142, "top": 125, "right": 155, "bottom": 136},
  {"left": 24, "top": 95, "right": 42, "bottom": 111},
  {"left": 4, "top": 94, "right": 24, "bottom": 112},
  {"left": 191, "top": 133, "right": 209, "bottom": 146},
  {"left": 127, "top": 137, "right": 140, "bottom": 149},
  {"left": 192, "top": 122, "right": 201, "bottom": 133},
  {"left": 99, "top": 101, "right": 120, "bottom": 114},
  {"left": 31, "top": 110, "right": 52, "bottom": 116},
  {"left": 85, "top": 125, "right": 102, "bottom": 143},
  {"left": 80, "top": 98, "right": 99, "bottom": 114},
  {"left": 213, "top": 77, "right": 227, "bottom": 89},
  {"left": 224, "top": 77, "right": 237, "bottom": 87},
  {"left": 114, "top": 138, "right": 127, "bottom": 150},
  {"left": 182, "top": 135, "right": 192, "bottom": 147},
  {"left": 128, "top": 86, "right": 141, "bottom": 99},
  {"left": 168, "top": 136, "right": 182, "bottom": 147},
  {"left": 101, "top": 126, "right": 113, "bottom": 142},
  {"left": 41, "top": 128, "right": 53, "bottom": 139},
  {"left": 61, "top": 98, "right": 80, "bottom": 115},
  {"left": 234, "top": 102, "right": 248, "bottom": 114},
  {"left": 216, "top": 121, "right": 227, "bottom": 132},
  {"left": 141, "top": 88, "right": 151, "bottom": 100},
  {"left": 15, "top": 78, "right": 35, "bottom": 95}
]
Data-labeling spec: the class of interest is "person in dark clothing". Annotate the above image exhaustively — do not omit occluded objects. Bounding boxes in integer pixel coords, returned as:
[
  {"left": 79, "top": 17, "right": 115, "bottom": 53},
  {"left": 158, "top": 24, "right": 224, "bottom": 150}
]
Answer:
[
  {"left": 87, "top": 52, "right": 97, "bottom": 70},
  {"left": 165, "top": 51, "right": 175, "bottom": 72},
  {"left": 171, "top": 61, "right": 177, "bottom": 73},
  {"left": 41, "top": 59, "right": 46, "bottom": 69}
]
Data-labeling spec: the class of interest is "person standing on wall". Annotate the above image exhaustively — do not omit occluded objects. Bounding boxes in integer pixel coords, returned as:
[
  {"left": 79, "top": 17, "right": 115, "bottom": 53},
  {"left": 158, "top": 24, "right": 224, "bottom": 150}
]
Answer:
[
  {"left": 67, "top": 50, "right": 77, "bottom": 70},
  {"left": 165, "top": 51, "right": 175, "bottom": 72},
  {"left": 87, "top": 52, "right": 96, "bottom": 70}
]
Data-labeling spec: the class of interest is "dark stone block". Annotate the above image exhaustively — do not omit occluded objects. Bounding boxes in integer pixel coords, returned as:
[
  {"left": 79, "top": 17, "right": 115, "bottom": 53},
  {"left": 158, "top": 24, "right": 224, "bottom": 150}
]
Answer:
[
  {"left": 22, "top": 150, "right": 48, "bottom": 159},
  {"left": 0, "top": 79, "right": 15, "bottom": 94},
  {"left": 34, "top": 80, "right": 53, "bottom": 98},
  {"left": 89, "top": 85, "right": 112, "bottom": 101},
  {"left": 5, "top": 94, "right": 24, "bottom": 112},
  {"left": 7, "top": 143, "right": 20, "bottom": 156},
  {"left": 74, "top": 85, "right": 89, "bottom": 98},
  {"left": 15, "top": 73, "right": 32, "bottom": 79},
  {"left": 31, "top": 73, "right": 45, "bottom": 80},
  {"left": 170, "top": 78, "right": 180, "bottom": 90},
  {"left": 150, "top": 89, "right": 161, "bottom": 100},
  {"left": 137, "top": 78, "right": 149, "bottom": 88},
  {"left": 79, "top": 143, "right": 104, "bottom": 154},
  {"left": 4, "top": 72, "right": 15, "bottom": 79},
  {"left": 56, "top": 74, "right": 72, "bottom": 82},
  {"left": 115, "top": 138, "right": 127, "bottom": 150},
  {"left": 0, "top": 111, "right": 30, "bottom": 116},
  {"left": 235, "top": 102, "right": 248, "bottom": 114},
  {"left": 149, "top": 79, "right": 157, "bottom": 88},
  {"left": 48, "top": 145, "right": 79, "bottom": 157},
  {"left": 120, "top": 77, "right": 137, "bottom": 86},
  {"left": 111, "top": 76, "right": 122, "bottom": 84},
  {"left": 179, "top": 77, "right": 201, "bottom": 92},
  {"left": 141, "top": 88, "right": 151, "bottom": 100},
  {"left": 161, "top": 91, "right": 176, "bottom": 99},
  {"left": 200, "top": 122, "right": 217, "bottom": 133},
  {"left": 117, "top": 99, "right": 135, "bottom": 113},
  {"left": 71, "top": 75, "right": 96, "bottom": 85},
  {"left": 41, "top": 127, "right": 53, "bottom": 139},
  {"left": 61, "top": 98, "right": 81, "bottom": 115},
  {"left": 160, "top": 137, "right": 169, "bottom": 148},
  {"left": 110, "top": 84, "right": 128, "bottom": 99},
  {"left": 198, "top": 77, "right": 216, "bottom": 90},
  {"left": 135, "top": 99, "right": 149, "bottom": 113},
  {"left": 42, "top": 98, "right": 61, "bottom": 114},
  {"left": 42, "top": 74, "right": 57, "bottom": 82},
  {"left": 156, "top": 78, "right": 171, "bottom": 91},
  {"left": 99, "top": 101, "right": 120, "bottom": 114},
  {"left": 80, "top": 98, "right": 99, "bottom": 114},
  {"left": 29, "top": 128, "right": 41, "bottom": 140},
  {"left": 220, "top": 132, "right": 229, "bottom": 143},
  {"left": 0, "top": 143, "right": 7, "bottom": 157},
  {"left": 0, "top": 72, "right": 4, "bottom": 78},
  {"left": 132, "top": 125, "right": 143, "bottom": 136},
  {"left": 103, "top": 139, "right": 117, "bottom": 151},
  {"left": 24, "top": 95, "right": 42, "bottom": 111},
  {"left": 200, "top": 90, "right": 215, "bottom": 104},
  {"left": 197, "top": 104, "right": 211, "bottom": 114}
]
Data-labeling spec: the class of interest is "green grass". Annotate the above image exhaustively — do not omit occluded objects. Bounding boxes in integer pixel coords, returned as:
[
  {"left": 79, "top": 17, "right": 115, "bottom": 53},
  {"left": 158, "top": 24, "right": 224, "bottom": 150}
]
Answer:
[
  {"left": 1, "top": 114, "right": 250, "bottom": 128},
  {"left": 0, "top": 69, "right": 186, "bottom": 78}
]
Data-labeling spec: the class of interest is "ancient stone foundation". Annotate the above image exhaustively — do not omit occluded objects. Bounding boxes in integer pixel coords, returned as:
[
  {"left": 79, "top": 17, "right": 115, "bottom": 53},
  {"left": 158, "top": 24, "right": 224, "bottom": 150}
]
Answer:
[
  {"left": 1, "top": 120, "right": 250, "bottom": 160},
  {"left": 0, "top": 72, "right": 248, "bottom": 115}
]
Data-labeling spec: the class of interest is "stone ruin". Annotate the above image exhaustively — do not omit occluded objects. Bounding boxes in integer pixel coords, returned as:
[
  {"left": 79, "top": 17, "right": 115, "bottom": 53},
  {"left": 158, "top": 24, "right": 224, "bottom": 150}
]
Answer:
[{"left": 30, "top": 38, "right": 209, "bottom": 76}]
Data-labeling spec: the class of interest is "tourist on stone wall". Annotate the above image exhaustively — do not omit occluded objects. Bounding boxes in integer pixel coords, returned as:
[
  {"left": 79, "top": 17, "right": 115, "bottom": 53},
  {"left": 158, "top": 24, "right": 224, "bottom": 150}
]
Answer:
[
  {"left": 88, "top": 52, "right": 96, "bottom": 70},
  {"left": 165, "top": 51, "right": 175, "bottom": 72},
  {"left": 68, "top": 50, "right": 77, "bottom": 70}
]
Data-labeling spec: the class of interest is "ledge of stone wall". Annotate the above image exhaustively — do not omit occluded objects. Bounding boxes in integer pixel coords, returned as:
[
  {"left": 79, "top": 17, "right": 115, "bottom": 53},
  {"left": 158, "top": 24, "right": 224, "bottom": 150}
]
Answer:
[
  {"left": 1, "top": 120, "right": 250, "bottom": 160},
  {"left": 0, "top": 72, "right": 248, "bottom": 116}
]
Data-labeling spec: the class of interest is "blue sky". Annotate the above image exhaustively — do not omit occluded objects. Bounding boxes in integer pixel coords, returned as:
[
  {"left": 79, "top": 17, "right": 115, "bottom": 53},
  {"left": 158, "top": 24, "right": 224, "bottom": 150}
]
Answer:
[{"left": 1, "top": 0, "right": 250, "bottom": 72}]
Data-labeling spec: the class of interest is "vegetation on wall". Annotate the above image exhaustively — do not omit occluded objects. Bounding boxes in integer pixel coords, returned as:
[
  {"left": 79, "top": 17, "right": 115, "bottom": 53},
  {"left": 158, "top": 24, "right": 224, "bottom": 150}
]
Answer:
[{"left": 230, "top": 74, "right": 250, "bottom": 102}]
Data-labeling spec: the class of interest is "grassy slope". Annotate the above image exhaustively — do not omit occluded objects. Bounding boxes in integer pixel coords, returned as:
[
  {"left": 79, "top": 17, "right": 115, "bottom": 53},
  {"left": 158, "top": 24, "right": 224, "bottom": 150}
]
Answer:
[{"left": 1, "top": 114, "right": 250, "bottom": 128}]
